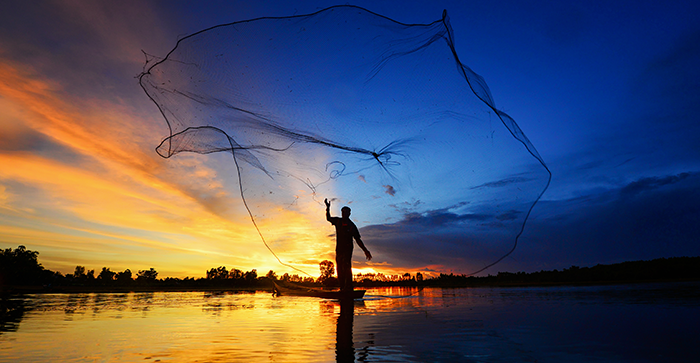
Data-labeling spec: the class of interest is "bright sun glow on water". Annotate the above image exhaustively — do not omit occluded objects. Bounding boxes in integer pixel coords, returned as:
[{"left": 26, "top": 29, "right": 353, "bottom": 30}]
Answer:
[{"left": 2, "top": 283, "right": 699, "bottom": 362}]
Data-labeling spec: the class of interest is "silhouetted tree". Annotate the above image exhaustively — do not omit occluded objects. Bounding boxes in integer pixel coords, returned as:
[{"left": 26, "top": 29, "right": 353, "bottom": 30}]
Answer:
[
  {"left": 288, "top": 274, "right": 303, "bottom": 283},
  {"left": 243, "top": 269, "right": 257, "bottom": 282},
  {"left": 318, "top": 260, "right": 334, "bottom": 283},
  {"left": 137, "top": 268, "right": 158, "bottom": 282},
  {"left": 0, "top": 245, "right": 44, "bottom": 286},
  {"left": 318, "top": 260, "right": 338, "bottom": 287},
  {"left": 229, "top": 268, "right": 243, "bottom": 280},
  {"left": 416, "top": 272, "right": 423, "bottom": 282},
  {"left": 265, "top": 270, "right": 277, "bottom": 280},
  {"left": 97, "top": 267, "right": 116, "bottom": 282},
  {"left": 206, "top": 266, "right": 229, "bottom": 279},
  {"left": 116, "top": 269, "right": 132, "bottom": 284},
  {"left": 74, "top": 266, "right": 86, "bottom": 279}
]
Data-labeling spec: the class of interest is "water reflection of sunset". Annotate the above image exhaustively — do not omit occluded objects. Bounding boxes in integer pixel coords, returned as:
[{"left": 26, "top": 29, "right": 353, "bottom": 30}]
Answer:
[
  {"left": 4, "top": 283, "right": 699, "bottom": 361},
  {"left": 2, "top": 289, "right": 464, "bottom": 361},
  {"left": 6, "top": 282, "right": 700, "bottom": 362},
  {"left": 7, "top": 292, "right": 339, "bottom": 362}
]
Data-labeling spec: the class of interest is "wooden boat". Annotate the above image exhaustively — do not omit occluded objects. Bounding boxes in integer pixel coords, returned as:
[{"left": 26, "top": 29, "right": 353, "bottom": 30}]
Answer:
[{"left": 272, "top": 281, "right": 365, "bottom": 299}]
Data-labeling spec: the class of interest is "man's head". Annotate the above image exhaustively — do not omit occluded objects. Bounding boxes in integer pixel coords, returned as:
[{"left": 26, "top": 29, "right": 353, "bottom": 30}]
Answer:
[{"left": 341, "top": 206, "right": 351, "bottom": 218}]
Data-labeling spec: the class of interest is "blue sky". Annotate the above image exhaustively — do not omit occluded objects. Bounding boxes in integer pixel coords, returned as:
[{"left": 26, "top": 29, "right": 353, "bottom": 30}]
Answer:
[{"left": 1, "top": 0, "right": 698, "bottom": 277}]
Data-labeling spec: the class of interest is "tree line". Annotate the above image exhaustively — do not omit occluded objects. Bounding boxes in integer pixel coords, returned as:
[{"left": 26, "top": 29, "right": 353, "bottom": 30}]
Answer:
[
  {"left": 2, "top": 245, "right": 698, "bottom": 291},
  {"left": 0, "top": 246, "right": 343, "bottom": 291},
  {"left": 0, "top": 246, "right": 267, "bottom": 291},
  {"left": 403, "top": 256, "right": 700, "bottom": 287}
]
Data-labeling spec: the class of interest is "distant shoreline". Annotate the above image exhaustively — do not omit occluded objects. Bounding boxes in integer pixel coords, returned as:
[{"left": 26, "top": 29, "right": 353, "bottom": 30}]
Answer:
[
  {"left": 1, "top": 285, "right": 267, "bottom": 294},
  {"left": 3, "top": 249, "right": 698, "bottom": 295},
  {"left": 3, "top": 277, "right": 698, "bottom": 295}
]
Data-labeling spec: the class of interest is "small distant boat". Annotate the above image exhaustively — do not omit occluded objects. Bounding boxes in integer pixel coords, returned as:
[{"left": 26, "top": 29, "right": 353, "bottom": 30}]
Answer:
[{"left": 272, "top": 281, "right": 365, "bottom": 300}]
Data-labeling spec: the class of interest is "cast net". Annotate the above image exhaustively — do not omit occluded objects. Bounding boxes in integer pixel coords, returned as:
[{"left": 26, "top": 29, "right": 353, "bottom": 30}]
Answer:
[{"left": 139, "top": 5, "right": 551, "bottom": 275}]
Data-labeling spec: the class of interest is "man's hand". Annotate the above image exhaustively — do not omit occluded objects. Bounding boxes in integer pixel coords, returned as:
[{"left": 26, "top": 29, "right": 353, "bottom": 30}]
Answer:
[
  {"left": 324, "top": 198, "right": 331, "bottom": 209},
  {"left": 364, "top": 250, "right": 372, "bottom": 261}
]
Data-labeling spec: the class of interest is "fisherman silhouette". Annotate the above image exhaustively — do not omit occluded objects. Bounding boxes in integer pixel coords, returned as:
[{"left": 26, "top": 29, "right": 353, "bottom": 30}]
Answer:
[{"left": 325, "top": 198, "right": 372, "bottom": 292}]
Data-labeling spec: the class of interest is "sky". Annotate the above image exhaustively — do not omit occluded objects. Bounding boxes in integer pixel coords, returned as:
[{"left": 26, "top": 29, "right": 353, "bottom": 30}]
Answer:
[{"left": 1, "top": 0, "right": 699, "bottom": 278}]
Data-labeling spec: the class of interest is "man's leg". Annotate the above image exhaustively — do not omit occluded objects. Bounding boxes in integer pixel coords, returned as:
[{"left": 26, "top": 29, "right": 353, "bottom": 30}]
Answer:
[
  {"left": 335, "top": 255, "right": 345, "bottom": 290},
  {"left": 337, "top": 254, "right": 352, "bottom": 292}
]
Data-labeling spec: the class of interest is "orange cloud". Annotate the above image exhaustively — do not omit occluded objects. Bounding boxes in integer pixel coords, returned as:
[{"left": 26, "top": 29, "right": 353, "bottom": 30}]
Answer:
[{"left": 0, "top": 3, "right": 407, "bottom": 279}]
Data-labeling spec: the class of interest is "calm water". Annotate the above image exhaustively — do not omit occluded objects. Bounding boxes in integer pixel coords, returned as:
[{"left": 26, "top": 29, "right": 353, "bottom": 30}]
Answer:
[{"left": 1, "top": 282, "right": 699, "bottom": 362}]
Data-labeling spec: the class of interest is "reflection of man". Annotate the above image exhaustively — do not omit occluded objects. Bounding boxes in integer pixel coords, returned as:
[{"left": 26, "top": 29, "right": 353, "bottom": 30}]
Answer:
[
  {"left": 325, "top": 198, "right": 372, "bottom": 292},
  {"left": 336, "top": 299, "right": 355, "bottom": 362}
]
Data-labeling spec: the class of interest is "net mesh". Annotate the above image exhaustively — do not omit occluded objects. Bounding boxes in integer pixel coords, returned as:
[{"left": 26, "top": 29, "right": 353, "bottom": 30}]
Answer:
[{"left": 139, "top": 5, "right": 551, "bottom": 275}]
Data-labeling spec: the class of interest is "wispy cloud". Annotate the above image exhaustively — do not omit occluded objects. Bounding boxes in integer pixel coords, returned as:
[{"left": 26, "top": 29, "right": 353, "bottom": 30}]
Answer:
[{"left": 0, "top": 3, "right": 339, "bottom": 277}]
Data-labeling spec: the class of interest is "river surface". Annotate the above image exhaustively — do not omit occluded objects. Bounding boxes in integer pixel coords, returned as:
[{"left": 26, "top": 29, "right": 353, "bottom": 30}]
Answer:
[{"left": 1, "top": 282, "right": 698, "bottom": 362}]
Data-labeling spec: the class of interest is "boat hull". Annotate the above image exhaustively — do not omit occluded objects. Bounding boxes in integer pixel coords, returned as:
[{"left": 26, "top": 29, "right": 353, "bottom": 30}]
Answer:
[{"left": 273, "top": 281, "right": 365, "bottom": 299}]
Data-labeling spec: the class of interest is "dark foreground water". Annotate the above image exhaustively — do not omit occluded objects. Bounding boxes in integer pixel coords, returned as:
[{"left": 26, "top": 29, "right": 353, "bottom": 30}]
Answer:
[{"left": 1, "top": 282, "right": 698, "bottom": 362}]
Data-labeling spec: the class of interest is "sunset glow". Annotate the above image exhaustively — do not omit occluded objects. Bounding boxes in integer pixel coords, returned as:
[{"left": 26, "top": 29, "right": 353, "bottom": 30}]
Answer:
[
  {"left": 0, "top": 56, "right": 342, "bottom": 277},
  {"left": 2, "top": 1, "right": 699, "bottom": 280}
]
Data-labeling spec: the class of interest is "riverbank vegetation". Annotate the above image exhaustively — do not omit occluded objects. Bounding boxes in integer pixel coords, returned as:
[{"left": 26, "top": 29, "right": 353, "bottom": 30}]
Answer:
[{"left": 1, "top": 245, "right": 698, "bottom": 293}]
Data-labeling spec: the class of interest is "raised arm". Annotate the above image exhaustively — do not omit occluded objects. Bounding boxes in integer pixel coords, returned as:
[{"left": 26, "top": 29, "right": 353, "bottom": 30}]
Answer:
[{"left": 325, "top": 198, "right": 332, "bottom": 222}]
